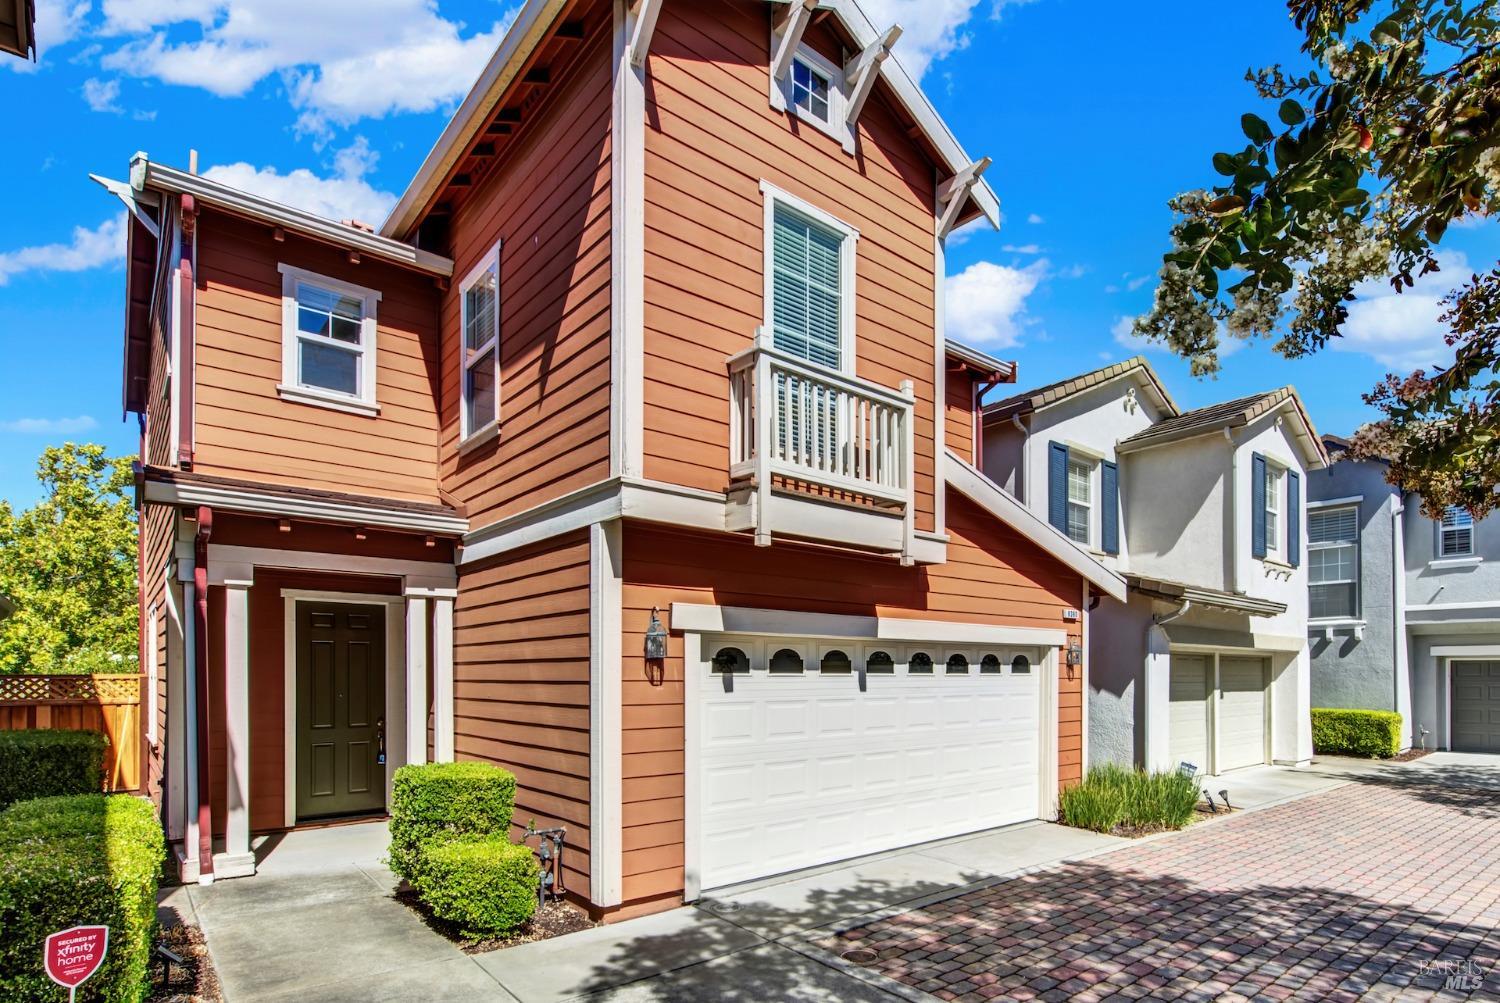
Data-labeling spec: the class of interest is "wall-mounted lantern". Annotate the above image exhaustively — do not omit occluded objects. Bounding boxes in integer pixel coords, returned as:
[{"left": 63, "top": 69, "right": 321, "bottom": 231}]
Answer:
[
  {"left": 1066, "top": 641, "right": 1082, "bottom": 666},
  {"left": 644, "top": 607, "right": 668, "bottom": 661}
]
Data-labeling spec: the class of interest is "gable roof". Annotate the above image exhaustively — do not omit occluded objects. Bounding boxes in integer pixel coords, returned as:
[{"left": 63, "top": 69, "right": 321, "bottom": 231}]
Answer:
[
  {"left": 381, "top": 0, "right": 1000, "bottom": 241},
  {"left": 982, "top": 356, "right": 1177, "bottom": 424},
  {"left": 1115, "top": 387, "right": 1329, "bottom": 468},
  {"left": 946, "top": 450, "right": 1127, "bottom": 601}
]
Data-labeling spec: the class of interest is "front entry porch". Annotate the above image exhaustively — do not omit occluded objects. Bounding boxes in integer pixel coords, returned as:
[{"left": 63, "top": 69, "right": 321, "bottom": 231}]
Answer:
[{"left": 164, "top": 512, "right": 459, "bottom": 883}]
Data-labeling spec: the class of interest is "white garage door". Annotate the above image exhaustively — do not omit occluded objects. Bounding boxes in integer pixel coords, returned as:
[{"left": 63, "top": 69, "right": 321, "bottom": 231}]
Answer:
[
  {"left": 1218, "top": 657, "right": 1268, "bottom": 772},
  {"left": 696, "top": 638, "right": 1044, "bottom": 891},
  {"left": 1168, "top": 655, "right": 1210, "bottom": 773}
]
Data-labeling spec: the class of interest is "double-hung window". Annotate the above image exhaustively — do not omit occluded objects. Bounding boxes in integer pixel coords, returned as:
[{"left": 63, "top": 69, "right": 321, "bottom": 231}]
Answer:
[
  {"left": 278, "top": 265, "right": 381, "bottom": 415},
  {"left": 460, "top": 243, "right": 501, "bottom": 444},
  {"left": 1263, "top": 464, "right": 1284, "bottom": 555},
  {"left": 1066, "top": 458, "right": 1092, "bottom": 546},
  {"left": 1308, "top": 506, "right": 1359, "bottom": 619},
  {"left": 1440, "top": 506, "right": 1475, "bottom": 557}
]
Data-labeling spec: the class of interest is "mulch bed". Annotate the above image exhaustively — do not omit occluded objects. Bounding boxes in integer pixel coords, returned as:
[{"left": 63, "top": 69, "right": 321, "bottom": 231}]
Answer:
[
  {"left": 149, "top": 921, "right": 222, "bottom": 1003},
  {"left": 394, "top": 890, "right": 598, "bottom": 954},
  {"left": 1102, "top": 801, "right": 1240, "bottom": 839},
  {"left": 1389, "top": 747, "right": 1434, "bottom": 763}
]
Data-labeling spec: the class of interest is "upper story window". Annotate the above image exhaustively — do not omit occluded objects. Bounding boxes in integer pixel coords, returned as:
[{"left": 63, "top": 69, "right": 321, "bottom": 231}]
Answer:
[
  {"left": 1308, "top": 505, "right": 1359, "bottom": 619},
  {"left": 1440, "top": 506, "right": 1475, "bottom": 557},
  {"left": 277, "top": 264, "right": 381, "bottom": 416},
  {"left": 460, "top": 243, "right": 501, "bottom": 445},
  {"left": 1251, "top": 452, "right": 1300, "bottom": 566},
  {"left": 763, "top": 183, "right": 857, "bottom": 373},
  {"left": 1066, "top": 457, "right": 1093, "bottom": 545},
  {"left": 792, "top": 57, "right": 832, "bottom": 124},
  {"left": 779, "top": 46, "right": 847, "bottom": 145},
  {"left": 1263, "top": 463, "right": 1284, "bottom": 555}
]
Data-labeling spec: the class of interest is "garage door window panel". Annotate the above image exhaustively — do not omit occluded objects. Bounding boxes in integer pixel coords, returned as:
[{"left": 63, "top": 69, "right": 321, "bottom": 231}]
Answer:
[
  {"left": 769, "top": 647, "right": 806, "bottom": 674},
  {"left": 865, "top": 650, "right": 895, "bottom": 674},
  {"left": 946, "top": 653, "right": 970, "bottom": 675},
  {"left": 907, "top": 651, "right": 934, "bottom": 675},
  {"left": 820, "top": 648, "right": 853, "bottom": 674}
]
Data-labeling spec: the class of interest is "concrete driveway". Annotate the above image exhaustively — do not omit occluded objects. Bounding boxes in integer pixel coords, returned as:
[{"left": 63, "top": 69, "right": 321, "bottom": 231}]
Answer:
[{"left": 160, "top": 752, "right": 1499, "bottom": 1001}]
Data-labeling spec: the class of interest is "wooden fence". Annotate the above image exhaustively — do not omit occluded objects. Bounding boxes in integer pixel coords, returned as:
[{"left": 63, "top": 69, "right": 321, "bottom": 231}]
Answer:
[{"left": 0, "top": 674, "right": 145, "bottom": 792}]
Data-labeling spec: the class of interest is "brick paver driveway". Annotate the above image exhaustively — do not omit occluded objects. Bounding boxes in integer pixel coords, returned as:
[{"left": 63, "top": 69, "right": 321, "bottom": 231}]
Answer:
[{"left": 823, "top": 764, "right": 1500, "bottom": 1001}]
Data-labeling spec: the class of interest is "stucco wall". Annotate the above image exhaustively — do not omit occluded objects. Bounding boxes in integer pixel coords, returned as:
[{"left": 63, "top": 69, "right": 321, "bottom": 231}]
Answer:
[
  {"left": 1122, "top": 436, "right": 1230, "bottom": 590},
  {"left": 1087, "top": 593, "right": 1152, "bottom": 767},
  {"left": 1404, "top": 493, "right": 1500, "bottom": 606},
  {"left": 1408, "top": 630, "right": 1500, "bottom": 750}
]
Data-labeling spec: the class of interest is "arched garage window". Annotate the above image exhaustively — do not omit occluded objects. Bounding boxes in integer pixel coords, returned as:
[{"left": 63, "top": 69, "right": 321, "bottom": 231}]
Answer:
[
  {"left": 980, "top": 654, "right": 1002, "bottom": 674},
  {"left": 769, "top": 648, "right": 804, "bottom": 674},
  {"left": 908, "top": 652, "right": 933, "bottom": 675},
  {"left": 865, "top": 650, "right": 895, "bottom": 674},
  {"left": 712, "top": 647, "right": 749, "bottom": 674},
  {"left": 1011, "top": 654, "right": 1032, "bottom": 675},
  {"left": 946, "top": 654, "right": 969, "bottom": 674},
  {"left": 820, "top": 650, "right": 852, "bottom": 674}
]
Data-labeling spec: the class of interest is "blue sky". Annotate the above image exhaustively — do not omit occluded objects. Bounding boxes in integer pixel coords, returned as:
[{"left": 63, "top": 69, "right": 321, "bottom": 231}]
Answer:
[{"left": 0, "top": 0, "right": 1495, "bottom": 507}]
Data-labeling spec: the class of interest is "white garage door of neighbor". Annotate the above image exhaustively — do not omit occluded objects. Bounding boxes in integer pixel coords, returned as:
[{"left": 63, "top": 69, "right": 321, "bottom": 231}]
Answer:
[
  {"left": 696, "top": 640, "right": 1044, "bottom": 892},
  {"left": 1168, "top": 655, "right": 1210, "bottom": 773},
  {"left": 1218, "top": 657, "right": 1268, "bottom": 772}
]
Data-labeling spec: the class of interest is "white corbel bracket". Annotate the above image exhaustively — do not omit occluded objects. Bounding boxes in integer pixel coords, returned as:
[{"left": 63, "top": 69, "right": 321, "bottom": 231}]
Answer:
[
  {"left": 90, "top": 173, "right": 162, "bottom": 241},
  {"left": 937, "top": 156, "right": 992, "bottom": 239},
  {"left": 841, "top": 23, "right": 901, "bottom": 152},
  {"left": 769, "top": 0, "right": 818, "bottom": 111},
  {"left": 627, "top": 0, "right": 662, "bottom": 69}
]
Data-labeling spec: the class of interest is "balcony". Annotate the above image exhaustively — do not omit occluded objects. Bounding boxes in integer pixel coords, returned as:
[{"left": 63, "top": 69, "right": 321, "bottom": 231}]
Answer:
[{"left": 727, "top": 331, "right": 916, "bottom": 562}]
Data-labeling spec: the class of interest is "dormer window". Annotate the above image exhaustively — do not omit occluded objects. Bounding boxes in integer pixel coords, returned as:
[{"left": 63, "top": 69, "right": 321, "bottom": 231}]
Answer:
[
  {"left": 792, "top": 57, "right": 831, "bottom": 123},
  {"left": 277, "top": 264, "right": 381, "bottom": 416},
  {"left": 777, "top": 46, "right": 847, "bottom": 145}
]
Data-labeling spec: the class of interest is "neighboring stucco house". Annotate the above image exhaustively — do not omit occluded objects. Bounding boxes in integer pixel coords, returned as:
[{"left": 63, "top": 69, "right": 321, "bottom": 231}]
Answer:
[
  {"left": 982, "top": 359, "right": 1328, "bottom": 776},
  {"left": 1307, "top": 435, "right": 1500, "bottom": 753},
  {"left": 101, "top": 0, "right": 1128, "bottom": 922}
]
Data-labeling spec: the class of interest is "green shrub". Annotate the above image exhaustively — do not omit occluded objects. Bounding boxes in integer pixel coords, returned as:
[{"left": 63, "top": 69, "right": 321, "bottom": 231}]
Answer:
[
  {"left": 1059, "top": 764, "right": 1201, "bottom": 833},
  {"left": 413, "top": 835, "right": 539, "bottom": 938},
  {"left": 0, "top": 730, "right": 107, "bottom": 809},
  {"left": 388, "top": 761, "right": 517, "bottom": 882},
  {"left": 0, "top": 794, "right": 164, "bottom": 1002},
  {"left": 1311, "top": 708, "right": 1402, "bottom": 758}
]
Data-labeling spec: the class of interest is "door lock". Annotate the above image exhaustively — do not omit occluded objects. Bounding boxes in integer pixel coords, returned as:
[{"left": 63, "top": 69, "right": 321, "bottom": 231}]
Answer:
[{"left": 376, "top": 716, "right": 386, "bottom": 765}]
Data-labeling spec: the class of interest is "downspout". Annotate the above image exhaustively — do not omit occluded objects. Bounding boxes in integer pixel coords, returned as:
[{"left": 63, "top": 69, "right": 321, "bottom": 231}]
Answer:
[
  {"left": 1155, "top": 599, "right": 1192, "bottom": 626},
  {"left": 176, "top": 195, "right": 197, "bottom": 470},
  {"left": 1224, "top": 427, "right": 1241, "bottom": 593},
  {"left": 135, "top": 414, "right": 149, "bottom": 795},
  {"left": 1390, "top": 494, "right": 1412, "bottom": 748},
  {"left": 1012, "top": 414, "right": 1029, "bottom": 503},
  {"left": 192, "top": 506, "right": 214, "bottom": 882}
]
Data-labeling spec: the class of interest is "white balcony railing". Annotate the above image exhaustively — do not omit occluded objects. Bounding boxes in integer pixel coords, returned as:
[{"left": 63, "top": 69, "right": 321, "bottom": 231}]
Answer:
[{"left": 728, "top": 330, "right": 915, "bottom": 553}]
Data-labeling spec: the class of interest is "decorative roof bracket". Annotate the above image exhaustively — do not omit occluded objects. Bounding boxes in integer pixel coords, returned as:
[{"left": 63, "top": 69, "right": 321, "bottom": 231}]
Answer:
[
  {"left": 768, "top": 0, "right": 818, "bottom": 111},
  {"left": 936, "top": 156, "right": 992, "bottom": 239},
  {"left": 628, "top": 0, "right": 662, "bottom": 69},
  {"left": 841, "top": 23, "right": 901, "bottom": 151}
]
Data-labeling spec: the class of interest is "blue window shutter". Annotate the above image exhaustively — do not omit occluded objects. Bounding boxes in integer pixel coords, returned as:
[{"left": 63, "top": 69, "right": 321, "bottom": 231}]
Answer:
[
  {"left": 1288, "top": 469, "right": 1301, "bottom": 568},
  {"left": 1251, "top": 452, "right": 1267, "bottom": 559},
  {"left": 1048, "top": 442, "right": 1069, "bottom": 533},
  {"left": 1101, "top": 460, "right": 1120, "bottom": 555}
]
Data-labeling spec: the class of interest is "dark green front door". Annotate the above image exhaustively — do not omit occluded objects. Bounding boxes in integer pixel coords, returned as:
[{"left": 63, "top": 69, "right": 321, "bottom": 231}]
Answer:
[{"left": 296, "top": 602, "right": 386, "bottom": 821}]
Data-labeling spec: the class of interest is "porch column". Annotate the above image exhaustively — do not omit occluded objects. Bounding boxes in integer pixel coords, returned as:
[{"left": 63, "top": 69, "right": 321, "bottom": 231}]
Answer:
[
  {"left": 218, "top": 576, "right": 257, "bottom": 878},
  {"left": 1142, "top": 624, "right": 1173, "bottom": 772},
  {"left": 404, "top": 594, "right": 429, "bottom": 766},
  {"left": 432, "top": 595, "right": 456, "bottom": 762}
]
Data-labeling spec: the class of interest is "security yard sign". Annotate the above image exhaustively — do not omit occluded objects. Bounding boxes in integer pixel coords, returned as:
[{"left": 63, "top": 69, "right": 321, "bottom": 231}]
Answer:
[{"left": 44, "top": 925, "right": 108, "bottom": 1002}]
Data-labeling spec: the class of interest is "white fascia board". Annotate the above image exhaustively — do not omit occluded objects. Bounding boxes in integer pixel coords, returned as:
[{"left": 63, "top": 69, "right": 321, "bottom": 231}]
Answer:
[
  {"left": 382, "top": 0, "right": 571, "bottom": 240},
  {"left": 944, "top": 449, "right": 1128, "bottom": 602},
  {"left": 769, "top": 0, "right": 1000, "bottom": 228},
  {"left": 945, "top": 338, "right": 1014, "bottom": 379},
  {"left": 671, "top": 602, "right": 1067, "bottom": 648},
  {"left": 143, "top": 479, "right": 469, "bottom": 536},
  {"left": 137, "top": 158, "right": 453, "bottom": 278}
]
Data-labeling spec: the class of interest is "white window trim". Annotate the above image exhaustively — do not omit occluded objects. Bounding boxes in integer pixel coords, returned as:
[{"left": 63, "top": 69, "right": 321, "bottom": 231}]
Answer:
[
  {"left": 277, "top": 263, "right": 382, "bottom": 417},
  {"left": 146, "top": 605, "right": 160, "bottom": 747},
  {"left": 760, "top": 180, "right": 859, "bottom": 375},
  {"left": 1263, "top": 462, "right": 1285, "bottom": 556},
  {"left": 459, "top": 241, "right": 503, "bottom": 445},
  {"left": 780, "top": 44, "right": 851, "bottom": 148},
  {"left": 1437, "top": 506, "right": 1476, "bottom": 559},
  {"left": 1307, "top": 504, "right": 1359, "bottom": 620}
]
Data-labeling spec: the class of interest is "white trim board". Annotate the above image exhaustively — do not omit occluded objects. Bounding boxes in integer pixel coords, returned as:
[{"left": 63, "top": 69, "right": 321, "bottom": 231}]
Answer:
[
  {"left": 144, "top": 480, "right": 469, "bottom": 536},
  {"left": 1432, "top": 644, "right": 1500, "bottom": 658},
  {"left": 588, "top": 521, "right": 624, "bottom": 906},
  {"left": 205, "top": 544, "right": 457, "bottom": 589},
  {"left": 670, "top": 602, "right": 1068, "bottom": 648}
]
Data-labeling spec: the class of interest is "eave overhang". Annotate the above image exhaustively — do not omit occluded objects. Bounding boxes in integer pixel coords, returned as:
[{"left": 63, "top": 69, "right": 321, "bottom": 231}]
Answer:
[{"left": 1125, "top": 574, "right": 1287, "bottom": 618}]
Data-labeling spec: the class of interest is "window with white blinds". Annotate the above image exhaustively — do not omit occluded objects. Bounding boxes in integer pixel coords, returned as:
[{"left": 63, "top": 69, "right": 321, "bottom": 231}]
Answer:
[
  {"left": 770, "top": 203, "right": 846, "bottom": 370},
  {"left": 1308, "top": 505, "right": 1358, "bottom": 619},
  {"left": 1440, "top": 506, "right": 1475, "bottom": 557}
]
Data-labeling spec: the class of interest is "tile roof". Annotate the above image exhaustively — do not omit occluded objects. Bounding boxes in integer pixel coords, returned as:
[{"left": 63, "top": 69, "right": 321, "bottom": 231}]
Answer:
[
  {"left": 1116, "top": 387, "right": 1327, "bottom": 469},
  {"left": 982, "top": 356, "right": 1177, "bottom": 422}
]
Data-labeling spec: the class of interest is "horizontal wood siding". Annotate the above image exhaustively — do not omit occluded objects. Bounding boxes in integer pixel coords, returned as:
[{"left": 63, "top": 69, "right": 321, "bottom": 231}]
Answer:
[
  {"left": 191, "top": 209, "right": 442, "bottom": 503},
  {"left": 618, "top": 491, "right": 1084, "bottom": 912},
  {"left": 947, "top": 367, "right": 976, "bottom": 466},
  {"left": 439, "top": 23, "right": 613, "bottom": 529},
  {"left": 454, "top": 531, "right": 593, "bottom": 897},
  {"left": 641, "top": 1, "right": 939, "bottom": 530}
]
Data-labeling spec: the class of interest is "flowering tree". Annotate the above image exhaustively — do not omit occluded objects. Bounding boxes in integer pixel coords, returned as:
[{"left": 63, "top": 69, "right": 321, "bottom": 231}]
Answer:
[
  {"left": 1133, "top": 0, "right": 1500, "bottom": 518},
  {"left": 0, "top": 444, "right": 138, "bottom": 674}
]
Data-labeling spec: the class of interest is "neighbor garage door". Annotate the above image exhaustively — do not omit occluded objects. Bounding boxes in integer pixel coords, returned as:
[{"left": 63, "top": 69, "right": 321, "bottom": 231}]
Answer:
[
  {"left": 1168, "top": 656, "right": 1210, "bottom": 773},
  {"left": 1217, "top": 657, "right": 1269, "bottom": 772},
  {"left": 1452, "top": 661, "right": 1500, "bottom": 753},
  {"left": 696, "top": 637, "right": 1044, "bottom": 891},
  {"left": 1169, "top": 654, "right": 1269, "bottom": 775}
]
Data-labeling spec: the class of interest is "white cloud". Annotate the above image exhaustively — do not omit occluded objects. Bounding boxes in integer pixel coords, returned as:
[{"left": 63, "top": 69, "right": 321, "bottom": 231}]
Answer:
[
  {"left": 858, "top": 0, "right": 984, "bottom": 79},
  {"left": 0, "top": 217, "right": 126, "bottom": 286},
  {"left": 83, "top": 77, "right": 123, "bottom": 113},
  {"left": 1026, "top": 213, "right": 1044, "bottom": 224},
  {"left": 1001, "top": 243, "right": 1041, "bottom": 254},
  {"left": 0, "top": 416, "right": 99, "bottom": 434},
  {"left": 99, "top": 0, "right": 514, "bottom": 129},
  {"left": 945, "top": 259, "right": 1047, "bottom": 348},
  {"left": 201, "top": 137, "right": 397, "bottom": 225},
  {"left": 1333, "top": 252, "right": 1465, "bottom": 372}
]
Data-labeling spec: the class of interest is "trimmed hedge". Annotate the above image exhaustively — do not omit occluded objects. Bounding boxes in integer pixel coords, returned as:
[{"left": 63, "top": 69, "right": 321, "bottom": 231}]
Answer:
[
  {"left": 1311, "top": 708, "right": 1402, "bottom": 758},
  {"left": 0, "top": 730, "right": 107, "bottom": 809},
  {"left": 413, "top": 835, "right": 539, "bottom": 939},
  {"left": 388, "top": 761, "right": 518, "bottom": 882},
  {"left": 1059, "top": 764, "right": 1200, "bottom": 834},
  {"left": 0, "top": 794, "right": 164, "bottom": 1002}
]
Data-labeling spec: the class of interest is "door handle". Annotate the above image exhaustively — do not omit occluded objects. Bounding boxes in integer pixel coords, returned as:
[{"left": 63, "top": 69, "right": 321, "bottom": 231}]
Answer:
[{"left": 376, "top": 716, "right": 386, "bottom": 765}]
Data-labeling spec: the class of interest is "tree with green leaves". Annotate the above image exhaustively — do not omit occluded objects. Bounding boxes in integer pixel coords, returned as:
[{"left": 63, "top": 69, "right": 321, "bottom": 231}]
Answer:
[
  {"left": 0, "top": 444, "right": 138, "bottom": 675},
  {"left": 1134, "top": 0, "right": 1499, "bottom": 518}
]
